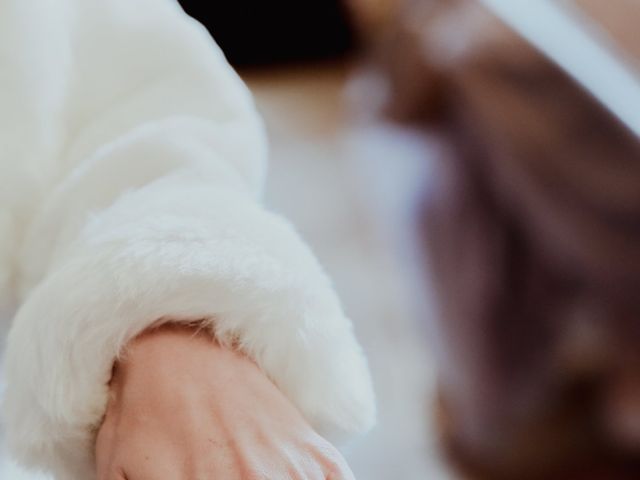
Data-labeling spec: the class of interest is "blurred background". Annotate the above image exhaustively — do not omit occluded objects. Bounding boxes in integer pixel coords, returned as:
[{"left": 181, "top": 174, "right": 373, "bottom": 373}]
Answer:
[{"left": 173, "top": 0, "right": 640, "bottom": 478}]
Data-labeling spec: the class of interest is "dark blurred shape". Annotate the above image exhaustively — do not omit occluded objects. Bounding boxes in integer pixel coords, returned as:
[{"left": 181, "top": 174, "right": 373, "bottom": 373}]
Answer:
[
  {"left": 178, "top": 0, "right": 356, "bottom": 67},
  {"left": 370, "top": 0, "right": 640, "bottom": 478}
]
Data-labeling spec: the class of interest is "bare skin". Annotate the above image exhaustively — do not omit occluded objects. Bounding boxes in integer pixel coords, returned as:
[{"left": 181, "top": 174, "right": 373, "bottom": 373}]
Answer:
[{"left": 95, "top": 325, "right": 355, "bottom": 480}]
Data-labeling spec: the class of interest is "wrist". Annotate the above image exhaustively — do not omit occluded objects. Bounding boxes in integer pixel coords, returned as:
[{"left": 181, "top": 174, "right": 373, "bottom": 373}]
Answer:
[{"left": 109, "top": 324, "right": 250, "bottom": 397}]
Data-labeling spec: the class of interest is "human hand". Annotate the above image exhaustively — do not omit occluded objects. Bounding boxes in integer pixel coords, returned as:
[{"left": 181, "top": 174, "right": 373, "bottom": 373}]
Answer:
[{"left": 96, "top": 325, "right": 355, "bottom": 479}]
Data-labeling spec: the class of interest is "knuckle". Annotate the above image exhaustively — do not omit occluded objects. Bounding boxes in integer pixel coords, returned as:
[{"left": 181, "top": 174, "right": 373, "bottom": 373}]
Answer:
[
  {"left": 324, "top": 462, "right": 343, "bottom": 477},
  {"left": 322, "top": 453, "right": 353, "bottom": 480}
]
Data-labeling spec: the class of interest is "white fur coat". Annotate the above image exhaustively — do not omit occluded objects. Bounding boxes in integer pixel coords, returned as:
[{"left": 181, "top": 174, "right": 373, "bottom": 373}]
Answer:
[{"left": 0, "top": 1, "right": 375, "bottom": 478}]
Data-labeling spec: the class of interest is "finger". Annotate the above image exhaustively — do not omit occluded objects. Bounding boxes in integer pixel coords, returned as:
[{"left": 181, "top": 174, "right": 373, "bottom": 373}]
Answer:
[
  {"left": 290, "top": 456, "right": 325, "bottom": 480},
  {"left": 307, "top": 442, "right": 355, "bottom": 480},
  {"left": 324, "top": 460, "right": 356, "bottom": 480}
]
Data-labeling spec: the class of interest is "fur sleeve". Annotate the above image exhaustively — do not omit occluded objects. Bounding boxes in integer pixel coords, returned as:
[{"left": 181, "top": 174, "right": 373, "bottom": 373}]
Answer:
[{"left": 1, "top": 1, "right": 375, "bottom": 478}]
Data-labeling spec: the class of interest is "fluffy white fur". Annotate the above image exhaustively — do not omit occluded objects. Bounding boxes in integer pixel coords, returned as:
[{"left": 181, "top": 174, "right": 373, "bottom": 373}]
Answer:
[{"left": 0, "top": 1, "right": 376, "bottom": 478}]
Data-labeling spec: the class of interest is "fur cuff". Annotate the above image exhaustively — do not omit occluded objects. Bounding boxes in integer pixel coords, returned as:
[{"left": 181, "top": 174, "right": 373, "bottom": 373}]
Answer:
[{"left": 2, "top": 183, "right": 375, "bottom": 479}]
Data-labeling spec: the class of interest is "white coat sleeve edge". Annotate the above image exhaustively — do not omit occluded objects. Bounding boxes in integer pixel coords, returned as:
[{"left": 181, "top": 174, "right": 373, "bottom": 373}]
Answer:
[{"left": 2, "top": 184, "right": 376, "bottom": 479}]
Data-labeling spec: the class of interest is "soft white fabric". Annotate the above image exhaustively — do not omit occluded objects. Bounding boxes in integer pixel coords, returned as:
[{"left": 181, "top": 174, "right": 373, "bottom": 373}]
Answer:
[
  {"left": 1, "top": 457, "right": 51, "bottom": 480},
  {"left": 0, "top": 0, "right": 376, "bottom": 478}
]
